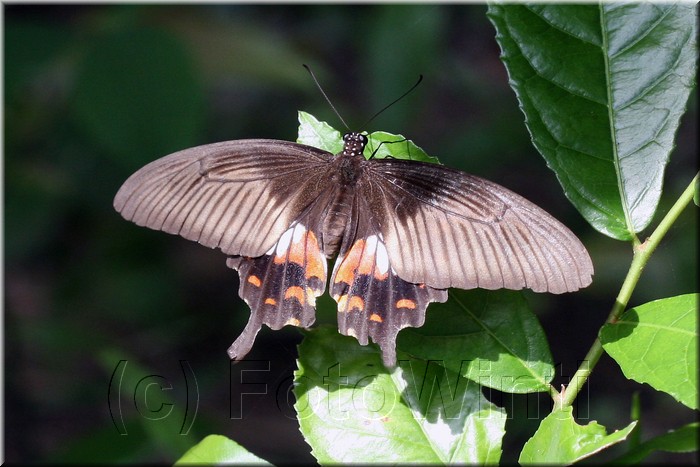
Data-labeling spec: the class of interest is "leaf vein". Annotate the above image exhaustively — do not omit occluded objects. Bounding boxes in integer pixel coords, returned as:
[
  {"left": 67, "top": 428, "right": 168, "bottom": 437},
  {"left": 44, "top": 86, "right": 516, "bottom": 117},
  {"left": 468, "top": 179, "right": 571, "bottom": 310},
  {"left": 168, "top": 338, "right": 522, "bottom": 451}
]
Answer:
[
  {"left": 614, "top": 28, "right": 693, "bottom": 111},
  {"left": 608, "top": 6, "right": 670, "bottom": 59},
  {"left": 524, "top": 5, "right": 601, "bottom": 47},
  {"left": 452, "top": 294, "right": 548, "bottom": 389}
]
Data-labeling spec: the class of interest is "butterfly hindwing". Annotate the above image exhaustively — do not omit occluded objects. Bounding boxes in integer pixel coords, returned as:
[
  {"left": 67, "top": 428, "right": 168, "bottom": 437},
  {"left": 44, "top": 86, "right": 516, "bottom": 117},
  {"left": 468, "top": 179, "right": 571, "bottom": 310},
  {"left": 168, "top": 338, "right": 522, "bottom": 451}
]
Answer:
[
  {"left": 226, "top": 221, "right": 328, "bottom": 360},
  {"left": 330, "top": 197, "right": 448, "bottom": 366}
]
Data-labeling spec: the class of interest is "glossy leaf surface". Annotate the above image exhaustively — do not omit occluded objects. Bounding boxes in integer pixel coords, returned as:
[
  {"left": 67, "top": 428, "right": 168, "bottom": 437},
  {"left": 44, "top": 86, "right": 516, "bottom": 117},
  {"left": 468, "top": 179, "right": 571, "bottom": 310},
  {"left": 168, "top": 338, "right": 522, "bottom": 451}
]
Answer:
[
  {"left": 519, "top": 406, "right": 636, "bottom": 464},
  {"left": 600, "top": 293, "right": 698, "bottom": 410},
  {"left": 294, "top": 327, "right": 506, "bottom": 464},
  {"left": 175, "top": 435, "right": 271, "bottom": 465},
  {"left": 488, "top": 4, "right": 697, "bottom": 240},
  {"left": 398, "top": 289, "right": 554, "bottom": 394}
]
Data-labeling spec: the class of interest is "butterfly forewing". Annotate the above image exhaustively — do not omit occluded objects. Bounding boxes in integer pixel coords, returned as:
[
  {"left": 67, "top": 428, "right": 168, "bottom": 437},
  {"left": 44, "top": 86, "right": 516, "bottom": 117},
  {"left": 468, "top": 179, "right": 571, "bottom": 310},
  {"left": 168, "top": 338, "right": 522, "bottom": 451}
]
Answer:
[
  {"left": 364, "top": 160, "right": 594, "bottom": 294},
  {"left": 113, "top": 139, "right": 333, "bottom": 258}
]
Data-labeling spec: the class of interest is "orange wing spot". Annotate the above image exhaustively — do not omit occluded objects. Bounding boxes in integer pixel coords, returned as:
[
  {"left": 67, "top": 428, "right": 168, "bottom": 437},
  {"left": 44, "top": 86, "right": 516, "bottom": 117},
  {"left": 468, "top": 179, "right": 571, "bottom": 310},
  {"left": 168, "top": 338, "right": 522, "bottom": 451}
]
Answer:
[
  {"left": 274, "top": 231, "right": 326, "bottom": 279},
  {"left": 334, "top": 239, "right": 364, "bottom": 284},
  {"left": 418, "top": 283, "right": 426, "bottom": 289},
  {"left": 336, "top": 239, "right": 381, "bottom": 279},
  {"left": 273, "top": 253, "right": 286, "bottom": 264},
  {"left": 288, "top": 230, "right": 312, "bottom": 267},
  {"left": 396, "top": 299, "right": 417, "bottom": 309},
  {"left": 264, "top": 298, "right": 277, "bottom": 305},
  {"left": 287, "top": 242, "right": 304, "bottom": 266},
  {"left": 285, "top": 317, "right": 301, "bottom": 326},
  {"left": 284, "top": 286, "right": 305, "bottom": 304},
  {"left": 304, "top": 231, "right": 326, "bottom": 280},
  {"left": 369, "top": 313, "right": 383, "bottom": 323},
  {"left": 373, "top": 269, "right": 388, "bottom": 281},
  {"left": 247, "top": 275, "right": 262, "bottom": 287},
  {"left": 348, "top": 296, "right": 365, "bottom": 312},
  {"left": 357, "top": 248, "right": 376, "bottom": 276}
]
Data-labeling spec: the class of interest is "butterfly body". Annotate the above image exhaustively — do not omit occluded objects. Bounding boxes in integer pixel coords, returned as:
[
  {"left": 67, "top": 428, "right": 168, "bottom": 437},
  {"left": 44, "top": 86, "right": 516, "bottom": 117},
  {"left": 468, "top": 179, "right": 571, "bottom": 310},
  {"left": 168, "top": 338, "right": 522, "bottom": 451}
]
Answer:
[
  {"left": 318, "top": 134, "right": 367, "bottom": 254},
  {"left": 114, "top": 129, "right": 593, "bottom": 366}
]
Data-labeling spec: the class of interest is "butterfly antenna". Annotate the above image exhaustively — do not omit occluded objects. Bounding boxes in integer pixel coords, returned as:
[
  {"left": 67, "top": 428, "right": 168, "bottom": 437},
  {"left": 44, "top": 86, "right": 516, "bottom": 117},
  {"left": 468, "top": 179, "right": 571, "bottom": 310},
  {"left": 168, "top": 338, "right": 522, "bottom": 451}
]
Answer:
[
  {"left": 303, "top": 64, "right": 350, "bottom": 131},
  {"left": 361, "top": 74, "right": 423, "bottom": 129}
]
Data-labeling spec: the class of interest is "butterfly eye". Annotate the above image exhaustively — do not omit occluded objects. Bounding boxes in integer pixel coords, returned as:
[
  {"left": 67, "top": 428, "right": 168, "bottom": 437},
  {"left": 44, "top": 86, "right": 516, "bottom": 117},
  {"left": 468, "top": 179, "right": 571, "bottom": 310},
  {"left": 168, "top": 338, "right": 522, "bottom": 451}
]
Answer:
[
  {"left": 342, "top": 134, "right": 350, "bottom": 142},
  {"left": 359, "top": 134, "right": 368, "bottom": 145}
]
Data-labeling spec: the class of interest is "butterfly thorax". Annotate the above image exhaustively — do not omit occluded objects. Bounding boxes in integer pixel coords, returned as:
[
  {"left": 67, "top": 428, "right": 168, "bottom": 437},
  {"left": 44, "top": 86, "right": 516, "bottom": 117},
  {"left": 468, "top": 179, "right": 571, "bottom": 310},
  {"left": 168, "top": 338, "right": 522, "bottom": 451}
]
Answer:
[
  {"left": 320, "top": 133, "right": 368, "bottom": 256},
  {"left": 340, "top": 132, "right": 367, "bottom": 158}
]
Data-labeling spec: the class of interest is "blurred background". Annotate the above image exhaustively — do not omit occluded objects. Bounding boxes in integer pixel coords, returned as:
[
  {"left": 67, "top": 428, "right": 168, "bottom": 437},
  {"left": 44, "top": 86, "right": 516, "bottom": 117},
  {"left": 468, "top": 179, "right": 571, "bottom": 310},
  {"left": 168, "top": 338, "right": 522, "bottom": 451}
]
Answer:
[{"left": 4, "top": 4, "right": 697, "bottom": 464}]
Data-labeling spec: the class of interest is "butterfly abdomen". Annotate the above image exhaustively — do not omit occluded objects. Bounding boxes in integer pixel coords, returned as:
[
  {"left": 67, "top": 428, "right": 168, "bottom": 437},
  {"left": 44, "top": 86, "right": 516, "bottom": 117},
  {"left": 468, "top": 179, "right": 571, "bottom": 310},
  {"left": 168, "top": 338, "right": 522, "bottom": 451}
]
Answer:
[{"left": 321, "top": 155, "right": 362, "bottom": 256}]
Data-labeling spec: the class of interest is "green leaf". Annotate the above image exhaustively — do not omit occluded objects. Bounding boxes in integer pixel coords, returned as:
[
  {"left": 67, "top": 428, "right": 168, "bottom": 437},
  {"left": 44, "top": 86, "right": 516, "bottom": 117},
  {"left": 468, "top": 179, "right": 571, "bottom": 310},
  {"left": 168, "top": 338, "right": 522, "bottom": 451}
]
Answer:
[
  {"left": 174, "top": 435, "right": 271, "bottom": 465},
  {"left": 613, "top": 422, "right": 699, "bottom": 464},
  {"left": 600, "top": 293, "right": 698, "bottom": 410},
  {"left": 629, "top": 391, "right": 642, "bottom": 449},
  {"left": 294, "top": 326, "right": 506, "bottom": 464},
  {"left": 398, "top": 289, "right": 554, "bottom": 393},
  {"left": 366, "top": 131, "right": 440, "bottom": 163},
  {"left": 519, "top": 406, "right": 637, "bottom": 464},
  {"left": 297, "top": 111, "right": 343, "bottom": 154},
  {"left": 72, "top": 27, "right": 205, "bottom": 168},
  {"left": 487, "top": 4, "right": 697, "bottom": 240},
  {"left": 297, "top": 112, "right": 440, "bottom": 163}
]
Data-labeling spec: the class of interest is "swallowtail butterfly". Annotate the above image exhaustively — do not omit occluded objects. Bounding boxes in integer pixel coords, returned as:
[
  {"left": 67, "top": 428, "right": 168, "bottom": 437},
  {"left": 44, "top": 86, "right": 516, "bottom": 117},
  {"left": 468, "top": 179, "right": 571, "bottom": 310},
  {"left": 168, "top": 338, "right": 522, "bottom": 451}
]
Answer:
[{"left": 114, "top": 121, "right": 593, "bottom": 366}]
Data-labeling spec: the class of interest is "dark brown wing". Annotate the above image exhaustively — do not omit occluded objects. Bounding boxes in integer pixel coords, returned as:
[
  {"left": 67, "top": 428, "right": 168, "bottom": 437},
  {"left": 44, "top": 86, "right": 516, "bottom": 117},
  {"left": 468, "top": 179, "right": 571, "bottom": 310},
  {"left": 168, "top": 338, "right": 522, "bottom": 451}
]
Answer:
[
  {"left": 330, "top": 193, "right": 448, "bottom": 367},
  {"left": 361, "top": 160, "right": 593, "bottom": 294},
  {"left": 113, "top": 139, "right": 333, "bottom": 257}
]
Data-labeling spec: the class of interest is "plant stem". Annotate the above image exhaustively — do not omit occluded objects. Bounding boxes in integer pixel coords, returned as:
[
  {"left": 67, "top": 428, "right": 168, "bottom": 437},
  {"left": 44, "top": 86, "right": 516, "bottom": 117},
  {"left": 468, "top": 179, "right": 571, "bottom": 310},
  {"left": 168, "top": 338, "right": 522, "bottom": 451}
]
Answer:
[{"left": 559, "top": 172, "right": 699, "bottom": 409}]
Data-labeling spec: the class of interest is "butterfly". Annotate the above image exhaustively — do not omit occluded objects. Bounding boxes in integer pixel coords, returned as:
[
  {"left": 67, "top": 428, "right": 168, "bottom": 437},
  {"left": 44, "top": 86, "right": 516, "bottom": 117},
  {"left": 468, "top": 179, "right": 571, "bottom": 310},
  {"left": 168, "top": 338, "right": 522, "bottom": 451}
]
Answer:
[{"left": 113, "top": 120, "right": 593, "bottom": 367}]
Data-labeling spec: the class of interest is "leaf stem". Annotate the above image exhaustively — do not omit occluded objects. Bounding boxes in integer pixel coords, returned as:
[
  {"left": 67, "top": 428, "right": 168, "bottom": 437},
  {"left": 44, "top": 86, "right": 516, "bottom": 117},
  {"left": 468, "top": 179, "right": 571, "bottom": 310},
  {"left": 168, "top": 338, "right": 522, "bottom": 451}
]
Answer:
[{"left": 560, "top": 172, "right": 699, "bottom": 409}]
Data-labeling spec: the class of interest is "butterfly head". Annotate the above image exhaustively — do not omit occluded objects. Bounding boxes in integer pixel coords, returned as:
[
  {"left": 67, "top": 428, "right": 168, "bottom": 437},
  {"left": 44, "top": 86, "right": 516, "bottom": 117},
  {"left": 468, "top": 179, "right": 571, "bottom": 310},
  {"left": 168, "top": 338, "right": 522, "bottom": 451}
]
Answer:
[{"left": 342, "top": 132, "right": 368, "bottom": 158}]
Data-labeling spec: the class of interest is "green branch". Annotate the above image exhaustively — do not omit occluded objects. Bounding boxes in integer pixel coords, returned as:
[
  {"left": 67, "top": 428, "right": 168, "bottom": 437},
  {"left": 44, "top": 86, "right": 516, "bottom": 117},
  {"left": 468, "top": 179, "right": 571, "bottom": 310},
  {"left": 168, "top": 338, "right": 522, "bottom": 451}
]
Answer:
[{"left": 559, "top": 172, "right": 699, "bottom": 409}]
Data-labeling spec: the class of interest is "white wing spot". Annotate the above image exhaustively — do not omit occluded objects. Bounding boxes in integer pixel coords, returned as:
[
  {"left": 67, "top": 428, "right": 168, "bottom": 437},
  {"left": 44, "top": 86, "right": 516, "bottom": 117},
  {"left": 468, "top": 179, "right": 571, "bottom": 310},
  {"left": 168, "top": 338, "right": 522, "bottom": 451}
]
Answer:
[
  {"left": 375, "top": 238, "right": 390, "bottom": 275},
  {"left": 292, "top": 223, "right": 307, "bottom": 243},
  {"left": 365, "top": 235, "right": 378, "bottom": 256},
  {"left": 275, "top": 226, "right": 295, "bottom": 257}
]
